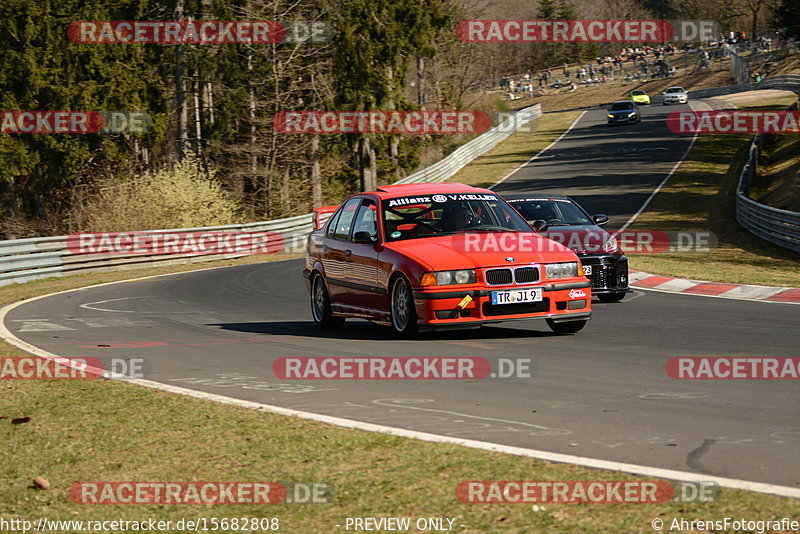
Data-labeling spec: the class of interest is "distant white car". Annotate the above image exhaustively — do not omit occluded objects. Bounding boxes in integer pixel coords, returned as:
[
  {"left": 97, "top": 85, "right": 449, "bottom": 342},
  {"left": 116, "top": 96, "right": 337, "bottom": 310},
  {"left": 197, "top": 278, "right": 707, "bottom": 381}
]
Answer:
[{"left": 663, "top": 86, "right": 688, "bottom": 105}]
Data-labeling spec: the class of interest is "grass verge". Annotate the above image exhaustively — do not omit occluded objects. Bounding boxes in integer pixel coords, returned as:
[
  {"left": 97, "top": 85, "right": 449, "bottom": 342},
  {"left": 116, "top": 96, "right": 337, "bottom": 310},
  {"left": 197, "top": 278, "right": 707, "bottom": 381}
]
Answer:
[{"left": 2, "top": 365, "right": 799, "bottom": 533}]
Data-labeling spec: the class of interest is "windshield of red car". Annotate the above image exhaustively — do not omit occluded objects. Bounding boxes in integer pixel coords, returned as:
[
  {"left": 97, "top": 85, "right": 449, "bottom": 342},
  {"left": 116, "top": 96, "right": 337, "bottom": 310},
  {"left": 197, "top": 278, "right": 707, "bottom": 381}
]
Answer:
[{"left": 382, "top": 194, "right": 532, "bottom": 242}]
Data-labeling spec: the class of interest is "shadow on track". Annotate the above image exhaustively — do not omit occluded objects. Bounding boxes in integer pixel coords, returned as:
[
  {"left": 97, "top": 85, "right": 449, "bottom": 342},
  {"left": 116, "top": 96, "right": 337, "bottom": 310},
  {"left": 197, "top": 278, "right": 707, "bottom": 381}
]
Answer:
[{"left": 209, "top": 321, "right": 557, "bottom": 341}]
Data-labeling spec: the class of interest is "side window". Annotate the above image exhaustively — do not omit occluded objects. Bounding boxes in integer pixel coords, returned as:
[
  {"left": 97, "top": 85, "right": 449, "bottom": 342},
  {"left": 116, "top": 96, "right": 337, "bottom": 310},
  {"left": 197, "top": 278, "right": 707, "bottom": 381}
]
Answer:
[
  {"left": 325, "top": 209, "right": 342, "bottom": 239},
  {"left": 333, "top": 198, "right": 362, "bottom": 240},
  {"left": 352, "top": 199, "right": 377, "bottom": 239}
]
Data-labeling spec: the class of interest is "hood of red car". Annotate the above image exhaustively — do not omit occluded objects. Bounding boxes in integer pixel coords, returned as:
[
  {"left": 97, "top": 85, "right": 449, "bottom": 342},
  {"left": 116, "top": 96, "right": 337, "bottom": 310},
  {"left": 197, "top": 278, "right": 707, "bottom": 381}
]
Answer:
[{"left": 385, "top": 232, "right": 578, "bottom": 270}]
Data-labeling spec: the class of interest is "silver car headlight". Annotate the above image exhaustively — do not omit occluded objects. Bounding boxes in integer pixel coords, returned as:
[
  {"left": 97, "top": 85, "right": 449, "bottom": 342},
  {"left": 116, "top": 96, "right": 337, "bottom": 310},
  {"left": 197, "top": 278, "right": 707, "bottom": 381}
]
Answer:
[
  {"left": 627, "top": 112, "right": 635, "bottom": 117},
  {"left": 545, "top": 262, "right": 578, "bottom": 279}
]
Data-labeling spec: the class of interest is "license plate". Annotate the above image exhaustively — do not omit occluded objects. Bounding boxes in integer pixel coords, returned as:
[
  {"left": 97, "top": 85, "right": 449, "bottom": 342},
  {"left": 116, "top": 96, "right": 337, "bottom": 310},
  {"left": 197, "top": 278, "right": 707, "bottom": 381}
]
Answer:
[
  {"left": 583, "top": 265, "right": 593, "bottom": 276},
  {"left": 491, "top": 288, "right": 542, "bottom": 305}
]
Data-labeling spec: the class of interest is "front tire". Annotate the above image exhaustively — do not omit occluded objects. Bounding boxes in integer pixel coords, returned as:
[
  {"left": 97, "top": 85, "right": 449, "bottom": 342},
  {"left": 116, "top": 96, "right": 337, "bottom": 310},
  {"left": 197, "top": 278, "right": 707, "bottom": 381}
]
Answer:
[
  {"left": 311, "top": 274, "right": 345, "bottom": 328},
  {"left": 390, "top": 276, "right": 418, "bottom": 337},
  {"left": 546, "top": 319, "right": 587, "bottom": 334},
  {"left": 598, "top": 292, "right": 626, "bottom": 303}
]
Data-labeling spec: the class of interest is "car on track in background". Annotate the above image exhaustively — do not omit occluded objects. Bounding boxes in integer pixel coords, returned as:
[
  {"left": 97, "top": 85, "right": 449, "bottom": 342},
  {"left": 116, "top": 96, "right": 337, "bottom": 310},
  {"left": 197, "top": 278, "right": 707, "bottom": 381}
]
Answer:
[
  {"left": 629, "top": 90, "right": 651, "bottom": 105},
  {"left": 503, "top": 194, "right": 630, "bottom": 302},
  {"left": 662, "top": 86, "right": 688, "bottom": 105},
  {"left": 607, "top": 100, "right": 641, "bottom": 125},
  {"left": 304, "top": 183, "right": 592, "bottom": 336}
]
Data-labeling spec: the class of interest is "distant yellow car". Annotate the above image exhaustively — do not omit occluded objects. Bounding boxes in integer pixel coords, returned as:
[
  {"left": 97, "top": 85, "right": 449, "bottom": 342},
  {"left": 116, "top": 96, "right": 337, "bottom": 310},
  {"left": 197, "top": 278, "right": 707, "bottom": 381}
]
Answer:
[{"left": 629, "top": 90, "right": 650, "bottom": 105}]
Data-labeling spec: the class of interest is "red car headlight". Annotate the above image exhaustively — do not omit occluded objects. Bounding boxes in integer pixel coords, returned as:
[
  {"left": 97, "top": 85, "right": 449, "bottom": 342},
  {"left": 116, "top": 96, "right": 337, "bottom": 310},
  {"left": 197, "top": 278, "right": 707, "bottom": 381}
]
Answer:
[
  {"left": 420, "top": 270, "right": 476, "bottom": 287},
  {"left": 545, "top": 262, "right": 579, "bottom": 278}
]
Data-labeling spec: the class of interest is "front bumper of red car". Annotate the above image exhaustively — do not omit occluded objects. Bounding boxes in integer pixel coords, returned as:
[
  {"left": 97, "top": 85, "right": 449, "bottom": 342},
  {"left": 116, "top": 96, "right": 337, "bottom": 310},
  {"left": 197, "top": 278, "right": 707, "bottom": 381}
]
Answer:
[{"left": 411, "top": 279, "right": 591, "bottom": 328}]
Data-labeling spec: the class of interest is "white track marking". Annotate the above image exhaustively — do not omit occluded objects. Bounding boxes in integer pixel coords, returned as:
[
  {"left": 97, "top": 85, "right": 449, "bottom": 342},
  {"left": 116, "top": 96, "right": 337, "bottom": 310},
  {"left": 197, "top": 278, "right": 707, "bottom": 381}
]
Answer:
[
  {"left": 80, "top": 296, "right": 155, "bottom": 313},
  {"left": 490, "top": 111, "right": 587, "bottom": 190},
  {"left": 617, "top": 100, "right": 704, "bottom": 233},
  {"left": 10, "top": 319, "right": 76, "bottom": 332},
  {"left": 371, "top": 398, "right": 570, "bottom": 435},
  {"left": 67, "top": 317, "right": 148, "bottom": 328}
]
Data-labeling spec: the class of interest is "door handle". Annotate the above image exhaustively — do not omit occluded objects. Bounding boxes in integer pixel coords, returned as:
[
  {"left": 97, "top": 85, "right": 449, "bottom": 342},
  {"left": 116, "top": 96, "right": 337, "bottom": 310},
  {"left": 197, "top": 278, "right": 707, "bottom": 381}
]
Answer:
[{"left": 344, "top": 250, "right": 352, "bottom": 257}]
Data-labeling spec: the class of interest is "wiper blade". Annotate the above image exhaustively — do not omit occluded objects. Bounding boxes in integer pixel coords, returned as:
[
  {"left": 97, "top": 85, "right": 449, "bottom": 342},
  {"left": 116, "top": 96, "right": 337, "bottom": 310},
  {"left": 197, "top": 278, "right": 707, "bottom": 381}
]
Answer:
[{"left": 468, "top": 226, "right": 517, "bottom": 232}]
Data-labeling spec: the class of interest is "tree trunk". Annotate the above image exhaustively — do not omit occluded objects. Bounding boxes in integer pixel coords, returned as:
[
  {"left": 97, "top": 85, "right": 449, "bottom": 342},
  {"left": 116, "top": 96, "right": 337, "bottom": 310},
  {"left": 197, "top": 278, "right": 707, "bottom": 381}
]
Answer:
[
  {"left": 311, "top": 135, "right": 322, "bottom": 209},
  {"left": 193, "top": 71, "right": 203, "bottom": 157},
  {"left": 247, "top": 52, "right": 257, "bottom": 176},
  {"left": 204, "top": 82, "right": 214, "bottom": 126},
  {"left": 359, "top": 137, "right": 377, "bottom": 192},
  {"left": 174, "top": 0, "right": 188, "bottom": 160},
  {"left": 417, "top": 56, "right": 426, "bottom": 108},
  {"left": 390, "top": 136, "right": 399, "bottom": 181}
]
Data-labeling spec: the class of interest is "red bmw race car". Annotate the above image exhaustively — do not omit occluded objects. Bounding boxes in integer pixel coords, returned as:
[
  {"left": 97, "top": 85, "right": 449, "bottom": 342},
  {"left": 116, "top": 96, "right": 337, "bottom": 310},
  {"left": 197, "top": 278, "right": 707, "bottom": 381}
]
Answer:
[{"left": 303, "top": 183, "right": 591, "bottom": 336}]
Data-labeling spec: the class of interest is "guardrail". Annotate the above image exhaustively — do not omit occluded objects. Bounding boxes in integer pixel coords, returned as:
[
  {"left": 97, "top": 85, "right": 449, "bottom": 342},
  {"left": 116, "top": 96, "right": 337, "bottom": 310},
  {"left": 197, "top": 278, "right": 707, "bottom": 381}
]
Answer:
[
  {"left": 0, "top": 215, "right": 314, "bottom": 287},
  {"left": 735, "top": 101, "right": 800, "bottom": 253},
  {"left": 0, "top": 104, "right": 541, "bottom": 287}
]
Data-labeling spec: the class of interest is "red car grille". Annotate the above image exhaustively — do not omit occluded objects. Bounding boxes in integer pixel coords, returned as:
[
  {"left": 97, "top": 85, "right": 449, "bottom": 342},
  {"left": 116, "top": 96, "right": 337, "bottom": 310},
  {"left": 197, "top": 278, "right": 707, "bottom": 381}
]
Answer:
[
  {"left": 485, "top": 266, "right": 540, "bottom": 285},
  {"left": 485, "top": 268, "right": 512, "bottom": 285},
  {"left": 514, "top": 267, "right": 539, "bottom": 283}
]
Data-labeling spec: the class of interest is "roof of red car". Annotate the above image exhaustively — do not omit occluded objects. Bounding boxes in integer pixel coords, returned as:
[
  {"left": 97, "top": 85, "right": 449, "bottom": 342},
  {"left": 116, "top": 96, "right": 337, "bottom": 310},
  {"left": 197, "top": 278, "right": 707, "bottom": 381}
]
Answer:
[{"left": 371, "top": 182, "right": 493, "bottom": 198}]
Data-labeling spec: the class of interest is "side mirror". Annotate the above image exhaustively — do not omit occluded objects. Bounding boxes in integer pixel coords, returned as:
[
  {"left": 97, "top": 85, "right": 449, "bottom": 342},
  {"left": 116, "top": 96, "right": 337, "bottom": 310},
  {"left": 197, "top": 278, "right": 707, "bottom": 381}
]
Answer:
[
  {"left": 352, "top": 231, "right": 377, "bottom": 244},
  {"left": 530, "top": 219, "right": 548, "bottom": 232},
  {"left": 592, "top": 214, "right": 609, "bottom": 226}
]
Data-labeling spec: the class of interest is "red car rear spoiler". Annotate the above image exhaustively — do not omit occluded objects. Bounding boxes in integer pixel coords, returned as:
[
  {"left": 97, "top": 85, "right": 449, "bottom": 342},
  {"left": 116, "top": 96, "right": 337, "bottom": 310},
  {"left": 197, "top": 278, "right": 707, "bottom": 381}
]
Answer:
[{"left": 312, "top": 205, "right": 339, "bottom": 230}]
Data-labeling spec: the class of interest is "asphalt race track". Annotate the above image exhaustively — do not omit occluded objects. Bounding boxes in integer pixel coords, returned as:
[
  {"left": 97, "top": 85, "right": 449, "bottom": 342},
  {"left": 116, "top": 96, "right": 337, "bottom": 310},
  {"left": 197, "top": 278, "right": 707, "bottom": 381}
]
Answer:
[
  {"left": 5, "top": 102, "right": 800, "bottom": 489},
  {"left": 494, "top": 101, "right": 697, "bottom": 230}
]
